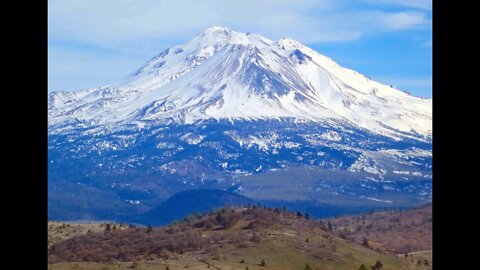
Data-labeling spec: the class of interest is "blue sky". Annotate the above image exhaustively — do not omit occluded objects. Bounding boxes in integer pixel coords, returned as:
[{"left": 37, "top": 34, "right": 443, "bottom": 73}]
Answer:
[{"left": 48, "top": 0, "right": 431, "bottom": 98}]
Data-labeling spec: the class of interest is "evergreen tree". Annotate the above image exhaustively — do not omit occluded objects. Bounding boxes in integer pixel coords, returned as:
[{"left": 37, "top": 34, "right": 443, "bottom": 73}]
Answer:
[
  {"left": 305, "top": 212, "right": 310, "bottom": 220},
  {"left": 105, "top": 224, "right": 111, "bottom": 231},
  {"left": 327, "top": 221, "right": 333, "bottom": 232},
  {"left": 112, "top": 225, "right": 117, "bottom": 230},
  {"left": 304, "top": 264, "right": 312, "bottom": 270},
  {"left": 216, "top": 212, "right": 224, "bottom": 223},
  {"left": 146, "top": 225, "right": 153, "bottom": 233},
  {"left": 260, "top": 259, "right": 266, "bottom": 266},
  {"left": 362, "top": 238, "right": 369, "bottom": 248}
]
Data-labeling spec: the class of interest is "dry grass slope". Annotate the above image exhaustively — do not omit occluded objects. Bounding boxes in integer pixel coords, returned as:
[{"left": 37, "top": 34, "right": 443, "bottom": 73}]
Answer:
[
  {"left": 48, "top": 206, "right": 432, "bottom": 270},
  {"left": 326, "top": 204, "right": 432, "bottom": 255},
  {"left": 48, "top": 221, "right": 129, "bottom": 247}
]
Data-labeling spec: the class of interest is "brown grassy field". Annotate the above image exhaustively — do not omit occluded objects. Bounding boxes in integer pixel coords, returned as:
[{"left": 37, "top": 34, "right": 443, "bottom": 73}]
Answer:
[{"left": 48, "top": 206, "right": 432, "bottom": 270}]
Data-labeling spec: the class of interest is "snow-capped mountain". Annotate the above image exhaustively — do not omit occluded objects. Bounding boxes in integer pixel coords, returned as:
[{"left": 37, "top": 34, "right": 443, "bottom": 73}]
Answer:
[
  {"left": 49, "top": 26, "right": 431, "bottom": 141},
  {"left": 48, "top": 27, "right": 432, "bottom": 221}
]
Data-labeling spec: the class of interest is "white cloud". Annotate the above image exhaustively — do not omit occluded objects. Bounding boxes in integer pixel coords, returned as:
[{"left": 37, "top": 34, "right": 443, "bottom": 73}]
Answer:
[
  {"left": 48, "top": 0, "right": 430, "bottom": 50},
  {"left": 373, "top": 11, "right": 429, "bottom": 29},
  {"left": 363, "top": 0, "right": 432, "bottom": 11}
]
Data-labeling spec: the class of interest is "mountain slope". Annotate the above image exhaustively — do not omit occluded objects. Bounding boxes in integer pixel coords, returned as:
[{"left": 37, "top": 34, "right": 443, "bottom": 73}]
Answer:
[{"left": 48, "top": 27, "right": 432, "bottom": 221}]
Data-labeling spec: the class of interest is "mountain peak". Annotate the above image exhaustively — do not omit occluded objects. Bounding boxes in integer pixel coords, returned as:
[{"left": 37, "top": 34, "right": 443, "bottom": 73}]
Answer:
[
  {"left": 200, "top": 26, "right": 232, "bottom": 34},
  {"left": 192, "top": 26, "right": 236, "bottom": 46},
  {"left": 196, "top": 26, "right": 234, "bottom": 41},
  {"left": 190, "top": 26, "right": 272, "bottom": 49}
]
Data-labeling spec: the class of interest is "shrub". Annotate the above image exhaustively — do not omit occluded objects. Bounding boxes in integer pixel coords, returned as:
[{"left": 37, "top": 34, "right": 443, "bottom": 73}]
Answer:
[
  {"left": 371, "top": 260, "right": 383, "bottom": 269},
  {"left": 240, "top": 259, "right": 245, "bottom": 263},
  {"left": 260, "top": 259, "right": 266, "bottom": 266},
  {"left": 251, "top": 232, "right": 261, "bottom": 242},
  {"left": 304, "top": 264, "right": 312, "bottom": 270}
]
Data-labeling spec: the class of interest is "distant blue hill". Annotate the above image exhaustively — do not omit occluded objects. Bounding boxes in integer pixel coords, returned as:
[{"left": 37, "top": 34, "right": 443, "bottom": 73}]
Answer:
[{"left": 128, "top": 189, "right": 255, "bottom": 226}]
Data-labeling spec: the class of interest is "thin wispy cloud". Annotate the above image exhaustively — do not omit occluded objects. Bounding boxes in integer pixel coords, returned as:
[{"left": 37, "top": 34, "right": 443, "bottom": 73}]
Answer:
[
  {"left": 48, "top": 0, "right": 429, "bottom": 49},
  {"left": 363, "top": 0, "right": 432, "bottom": 11}
]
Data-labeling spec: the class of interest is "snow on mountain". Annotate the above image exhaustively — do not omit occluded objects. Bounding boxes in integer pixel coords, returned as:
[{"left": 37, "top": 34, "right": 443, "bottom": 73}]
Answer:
[
  {"left": 48, "top": 27, "right": 432, "bottom": 221},
  {"left": 48, "top": 26, "right": 431, "bottom": 141}
]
